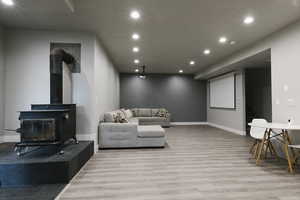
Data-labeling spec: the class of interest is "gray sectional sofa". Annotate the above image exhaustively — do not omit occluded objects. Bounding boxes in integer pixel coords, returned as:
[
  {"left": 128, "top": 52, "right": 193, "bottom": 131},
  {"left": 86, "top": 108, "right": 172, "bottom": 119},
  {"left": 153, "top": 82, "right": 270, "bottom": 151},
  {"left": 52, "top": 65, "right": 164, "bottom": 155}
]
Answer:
[
  {"left": 131, "top": 108, "right": 171, "bottom": 127},
  {"left": 99, "top": 108, "right": 170, "bottom": 149}
]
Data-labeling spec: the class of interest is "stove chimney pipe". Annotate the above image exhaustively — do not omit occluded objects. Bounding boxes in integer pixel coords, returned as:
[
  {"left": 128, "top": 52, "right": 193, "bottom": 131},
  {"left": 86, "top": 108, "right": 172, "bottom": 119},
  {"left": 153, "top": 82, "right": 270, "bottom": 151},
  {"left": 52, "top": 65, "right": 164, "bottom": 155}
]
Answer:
[{"left": 50, "top": 48, "right": 75, "bottom": 104}]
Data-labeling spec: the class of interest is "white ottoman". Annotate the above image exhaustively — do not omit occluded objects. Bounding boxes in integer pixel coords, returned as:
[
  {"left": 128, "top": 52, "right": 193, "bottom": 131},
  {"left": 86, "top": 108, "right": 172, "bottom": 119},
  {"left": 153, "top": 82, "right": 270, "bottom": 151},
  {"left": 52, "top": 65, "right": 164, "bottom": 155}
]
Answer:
[{"left": 137, "top": 125, "right": 165, "bottom": 147}]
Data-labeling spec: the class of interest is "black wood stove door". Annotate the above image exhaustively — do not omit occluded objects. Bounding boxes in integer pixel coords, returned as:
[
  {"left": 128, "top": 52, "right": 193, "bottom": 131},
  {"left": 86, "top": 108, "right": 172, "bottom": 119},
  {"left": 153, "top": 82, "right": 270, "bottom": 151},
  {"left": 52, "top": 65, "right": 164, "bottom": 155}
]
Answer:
[{"left": 20, "top": 119, "right": 56, "bottom": 142}]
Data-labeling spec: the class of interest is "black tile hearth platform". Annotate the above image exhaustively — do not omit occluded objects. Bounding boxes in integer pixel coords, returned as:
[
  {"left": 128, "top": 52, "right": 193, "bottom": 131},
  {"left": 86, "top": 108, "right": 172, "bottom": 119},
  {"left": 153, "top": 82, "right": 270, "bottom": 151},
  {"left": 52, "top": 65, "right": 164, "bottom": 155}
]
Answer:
[
  {"left": 0, "top": 184, "right": 65, "bottom": 200},
  {"left": 0, "top": 141, "right": 94, "bottom": 187}
]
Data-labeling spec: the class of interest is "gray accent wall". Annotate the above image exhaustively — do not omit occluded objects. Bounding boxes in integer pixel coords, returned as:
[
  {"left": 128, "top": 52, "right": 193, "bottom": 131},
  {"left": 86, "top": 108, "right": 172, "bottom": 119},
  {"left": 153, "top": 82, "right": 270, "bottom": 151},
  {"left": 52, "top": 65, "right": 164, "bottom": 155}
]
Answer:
[{"left": 120, "top": 74, "right": 207, "bottom": 122}]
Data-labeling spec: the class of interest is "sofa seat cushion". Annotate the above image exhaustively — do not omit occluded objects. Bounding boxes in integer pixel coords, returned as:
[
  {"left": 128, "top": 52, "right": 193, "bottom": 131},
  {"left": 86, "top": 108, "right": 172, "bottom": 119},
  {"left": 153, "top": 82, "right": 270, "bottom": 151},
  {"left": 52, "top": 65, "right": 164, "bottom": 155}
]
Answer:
[
  {"left": 138, "top": 126, "right": 165, "bottom": 138},
  {"left": 138, "top": 117, "right": 167, "bottom": 123},
  {"left": 109, "top": 132, "right": 135, "bottom": 140},
  {"left": 128, "top": 117, "right": 139, "bottom": 125}
]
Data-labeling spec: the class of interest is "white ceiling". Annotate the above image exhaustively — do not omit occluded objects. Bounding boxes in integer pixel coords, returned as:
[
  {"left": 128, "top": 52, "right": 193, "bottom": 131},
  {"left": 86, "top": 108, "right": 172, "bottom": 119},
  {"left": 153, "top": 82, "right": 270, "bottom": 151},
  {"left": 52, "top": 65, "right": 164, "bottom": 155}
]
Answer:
[
  {"left": 200, "top": 49, "right": 271, "bottom": 79},
  {"left": 0, "top": 0, "right": 300, "bottom": 74}
]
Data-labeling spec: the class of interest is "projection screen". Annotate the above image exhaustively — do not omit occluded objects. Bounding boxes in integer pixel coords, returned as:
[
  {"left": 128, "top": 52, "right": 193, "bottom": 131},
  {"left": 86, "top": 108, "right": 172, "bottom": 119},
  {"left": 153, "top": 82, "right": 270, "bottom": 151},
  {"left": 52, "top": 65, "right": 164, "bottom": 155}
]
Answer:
[{"left": 209, "top": 73, "right": 235, "bottom": 109}]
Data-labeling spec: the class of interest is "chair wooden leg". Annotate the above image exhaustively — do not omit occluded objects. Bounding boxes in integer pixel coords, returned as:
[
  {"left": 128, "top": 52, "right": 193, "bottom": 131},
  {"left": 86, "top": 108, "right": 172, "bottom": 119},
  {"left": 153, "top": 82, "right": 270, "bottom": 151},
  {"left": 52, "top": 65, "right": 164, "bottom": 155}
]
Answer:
[
  {"left": 292, "top": 151, "right": 298, "bottom": 169},
  {"left": 256, "top": 141, "right": 263, "bottom": 164},
  {"left": 295, "top": 155, "right": 299, "bottom": 166},
  {"left": 265, "top": 129, "right": 273, "bottom": 159},
  {"left": 264, "top": 141, "right": 269, "bottom": 159},
  {"left": 254, "top": 141, "right": 260, "bottom": 159},
  {"left": 250, "top": 140, "right": 257, "bottom": 154},
  {"left": 256, "top": 130, "right": 267, "bottom": 165},
  {"left": 251, "top": 143, "right": 258, "bottom": 157},
  {"left": 286, "top": 133, "right": 296, "bottom": 159},
  {"left": 285, "top": 144, "right": 294, "bottom": 173},
  {"left": 283, "top": 130, "right": 294, "bottom": 173},
  {"left": 269, "top": 141, "right": 279, "bottom": 160}
]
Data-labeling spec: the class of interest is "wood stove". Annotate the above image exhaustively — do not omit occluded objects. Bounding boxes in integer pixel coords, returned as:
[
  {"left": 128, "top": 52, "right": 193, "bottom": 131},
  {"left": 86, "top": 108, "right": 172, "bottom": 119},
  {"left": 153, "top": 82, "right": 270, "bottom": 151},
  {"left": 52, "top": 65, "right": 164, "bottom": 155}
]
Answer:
[
  {"left": 15, "top": 48, "right": 78, "bottom": 156},
  {"left": 16, "top": 104, "right": 77, "bottom": 155}
]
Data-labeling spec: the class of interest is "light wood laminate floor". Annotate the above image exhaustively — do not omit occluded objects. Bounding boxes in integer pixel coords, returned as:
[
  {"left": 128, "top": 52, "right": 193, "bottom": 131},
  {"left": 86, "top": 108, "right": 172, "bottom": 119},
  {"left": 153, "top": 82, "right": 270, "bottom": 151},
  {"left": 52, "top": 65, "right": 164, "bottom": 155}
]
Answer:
[{"left": 58, "top": 125, "right": 300, "bottom": 200}]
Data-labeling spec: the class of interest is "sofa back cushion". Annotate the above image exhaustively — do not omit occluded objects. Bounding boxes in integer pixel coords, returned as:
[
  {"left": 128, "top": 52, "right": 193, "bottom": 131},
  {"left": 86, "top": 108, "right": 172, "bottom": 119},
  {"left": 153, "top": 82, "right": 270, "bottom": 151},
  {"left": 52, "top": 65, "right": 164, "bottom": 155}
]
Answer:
[
  {"left": 118, "top": 110, "right": 126, "bottom": 119},
  {"left": 104, "top": 111, "right": 116, "bottom": 122},
  {"left": 104, "top": 110, "right": 127, "bottom": 123},
  {"left": 114, "top": 112, "right": 128, "bottom": 123},
  {"left": 152, "top": 108, "right": 169, "bottom": 118},
  {"left": 137, "top": 108, "right": 152, "bottom": 117},
  {"left": 124, "top": 109, "right": 133, "bottom": 119},
  {"left": 151, "top": 109, "right": 160, "bottom": 117},
  {"left": 131, "top": 108, "right": 138, "bottom": 117}
]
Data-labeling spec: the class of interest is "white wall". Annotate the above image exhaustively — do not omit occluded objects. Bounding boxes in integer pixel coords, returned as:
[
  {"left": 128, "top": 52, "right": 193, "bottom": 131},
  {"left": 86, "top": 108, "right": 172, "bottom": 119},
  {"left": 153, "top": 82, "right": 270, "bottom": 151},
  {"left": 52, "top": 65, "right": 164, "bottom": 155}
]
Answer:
[
  {"left": 0, "top": 26, "right": 4, "bottom": 139},
  {"left": 3, "top": 28, "right": 120, "bottom": 148},
  {"left": 94, "top": 37, "right": 120, "bottom": 130},
  {"left": 197, "top": 19, "right": 300, "bottom": 145},
  {"left": 207, "top": 72, "right": 246, "bottom": 135},
  {"left": 1, "top": 29, "right": 112, "bottom": 144},
  {"left": 4, "top": 29, "right": 96, "bottom": 136}
]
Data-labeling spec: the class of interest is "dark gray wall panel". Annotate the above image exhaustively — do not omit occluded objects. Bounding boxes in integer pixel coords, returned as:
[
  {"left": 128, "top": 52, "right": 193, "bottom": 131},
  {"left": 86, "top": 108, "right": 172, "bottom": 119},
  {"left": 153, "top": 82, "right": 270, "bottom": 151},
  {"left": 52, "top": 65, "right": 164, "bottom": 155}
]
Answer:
[
  {"left": 245, "top": 67, "right": 272, "bottom": 123},
  {"left": 120, "top": 74, "right": 207, "bottom": 122}
]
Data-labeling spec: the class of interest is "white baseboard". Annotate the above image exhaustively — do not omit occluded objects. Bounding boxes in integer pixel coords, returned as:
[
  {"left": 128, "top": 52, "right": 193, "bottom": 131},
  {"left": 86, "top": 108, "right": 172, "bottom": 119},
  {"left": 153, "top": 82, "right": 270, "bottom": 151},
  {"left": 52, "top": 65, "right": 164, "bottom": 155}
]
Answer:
[
  {"left": 77, "top": 134, "right": 95, "bottom": 141},
  {"left": 1, "top": 133, "right": 20, "bottom": 142},
  {"left": 171, "top": 122, "right": 208, "bottom": 126},
  {"left": 207, "top": 122, "right": 246, "bottom": 136},
  {"left": 77, "top": 134, "right": 98, "bottom": 153}
]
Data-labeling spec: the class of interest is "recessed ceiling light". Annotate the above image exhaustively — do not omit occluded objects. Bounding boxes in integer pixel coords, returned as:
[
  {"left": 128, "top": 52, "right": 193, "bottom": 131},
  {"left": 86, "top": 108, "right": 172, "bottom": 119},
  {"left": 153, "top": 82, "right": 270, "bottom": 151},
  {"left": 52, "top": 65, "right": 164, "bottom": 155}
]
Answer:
[
  {"left": 230, "top": 41, "right": 236, "bottom": 45},
  {"left": 132, "top": 47, "right": 139, "bottom": 53},
  {"left": 1, "top": 0, "right": 14, "bottom": 6},
  {"left": 132, "top": 33, "right": 140, "bottom": 40},
  {"left": 244, "top": 16, "right": 255, "bottom": 25},
  {"left": 135, "top": 69, "right": 139, "bottom": 72},
  {"left": 189, "top": 60, "right": 195, "bottom": 66},
  {"left": 219, "top": 37, "right": 227, "bottom": 43},
  {"left": 203, "top": 49, "right": 211, "bottom": 55},
  {"left": 134, "top": 59, "right": 140, "bottom": 64},
  {"left": 130, "top": 10, "right": 140, "bottom": 20},
  {"left": 179, "top": 70, "right": 183, "bottom": 73}
]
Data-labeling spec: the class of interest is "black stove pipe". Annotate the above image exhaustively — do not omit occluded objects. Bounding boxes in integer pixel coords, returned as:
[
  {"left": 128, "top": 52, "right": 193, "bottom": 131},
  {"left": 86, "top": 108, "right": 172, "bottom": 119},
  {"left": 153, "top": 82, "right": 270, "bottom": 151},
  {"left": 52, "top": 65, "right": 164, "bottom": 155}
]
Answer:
[{"left": 50, "top": 48, "right": 75, "bottom": 104}]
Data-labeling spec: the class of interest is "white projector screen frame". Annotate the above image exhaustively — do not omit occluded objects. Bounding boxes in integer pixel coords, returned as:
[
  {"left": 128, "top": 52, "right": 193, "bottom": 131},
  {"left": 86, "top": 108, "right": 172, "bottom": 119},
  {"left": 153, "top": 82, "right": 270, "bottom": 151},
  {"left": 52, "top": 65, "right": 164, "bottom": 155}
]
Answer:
[{"left": 209, "top": 73, "right": 236, "bottom": 109}]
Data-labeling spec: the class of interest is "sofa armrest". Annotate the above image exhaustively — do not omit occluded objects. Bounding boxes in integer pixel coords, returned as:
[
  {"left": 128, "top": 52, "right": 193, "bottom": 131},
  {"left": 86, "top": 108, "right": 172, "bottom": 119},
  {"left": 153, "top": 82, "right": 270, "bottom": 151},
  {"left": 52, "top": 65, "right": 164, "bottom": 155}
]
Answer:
[
  {"left": 99, "top": 123, "right": 138, "bottom": 148},
  {"left": 165, "top": 112, "right": 171, "bottom": 121},
  {"left": 99, "top": 122, "right": 138, "bottom": 133}
]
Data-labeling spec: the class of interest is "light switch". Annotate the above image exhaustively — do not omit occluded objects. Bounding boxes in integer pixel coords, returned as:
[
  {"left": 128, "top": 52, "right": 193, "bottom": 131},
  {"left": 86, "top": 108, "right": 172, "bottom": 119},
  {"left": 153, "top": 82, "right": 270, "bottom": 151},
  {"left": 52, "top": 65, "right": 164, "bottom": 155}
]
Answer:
[
  {"left": 287, "top": 98, "right": 296, "bottom": 107},
  {"left": 275, "top": 99, "right": 280, "bottom": 105}
]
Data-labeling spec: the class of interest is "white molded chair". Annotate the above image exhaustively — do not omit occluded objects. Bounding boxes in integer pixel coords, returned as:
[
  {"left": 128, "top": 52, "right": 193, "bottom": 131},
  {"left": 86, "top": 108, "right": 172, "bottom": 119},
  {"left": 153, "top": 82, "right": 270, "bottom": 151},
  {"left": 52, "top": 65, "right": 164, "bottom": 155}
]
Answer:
[
  {"left": 250, "top": 119, "right": 268, "bottom": 140},
  {"left": 249, "top": 119, "right": 277, "bottom": 161}
]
